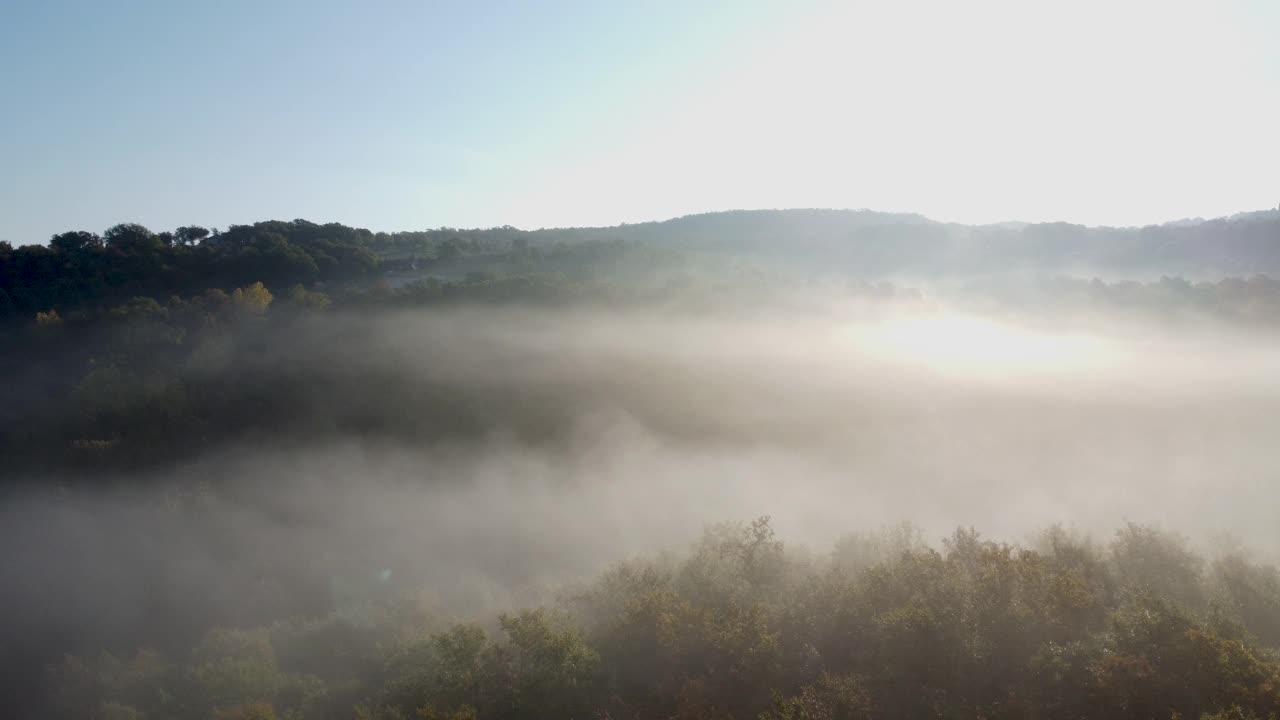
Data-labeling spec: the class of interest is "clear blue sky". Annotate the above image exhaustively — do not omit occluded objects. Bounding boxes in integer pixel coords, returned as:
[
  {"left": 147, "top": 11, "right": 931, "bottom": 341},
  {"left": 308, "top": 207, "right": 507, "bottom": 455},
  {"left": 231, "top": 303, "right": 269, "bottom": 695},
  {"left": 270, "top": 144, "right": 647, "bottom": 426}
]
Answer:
[{"left": 2, "top": 0, "right": 1277, "bottom": 244}]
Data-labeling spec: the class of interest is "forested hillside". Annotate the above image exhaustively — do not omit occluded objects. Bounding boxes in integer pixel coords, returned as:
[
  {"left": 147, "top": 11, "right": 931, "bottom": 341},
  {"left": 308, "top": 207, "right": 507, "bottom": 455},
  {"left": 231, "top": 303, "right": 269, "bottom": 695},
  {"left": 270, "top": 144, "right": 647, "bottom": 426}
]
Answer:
[
  {"left": 4, "top": 209, "right": 1280, "bottom": 719},
  {"left": 34, "top": 518, "right": 1280, "bottom": 720},
  {"left": 5, "top": 209, "right": 1280, "bottom": 322}
]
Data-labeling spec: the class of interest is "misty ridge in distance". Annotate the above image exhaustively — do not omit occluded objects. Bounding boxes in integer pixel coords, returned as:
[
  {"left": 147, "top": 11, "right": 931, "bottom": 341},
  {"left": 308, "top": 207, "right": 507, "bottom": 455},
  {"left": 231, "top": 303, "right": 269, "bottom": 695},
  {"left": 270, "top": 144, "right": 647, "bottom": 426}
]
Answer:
[
  {"left": 540, "top": 207, "right": 1280, "bottom": 278},
  {"left": 3, "top": 206, "right": 1280, "bottom": 719}
]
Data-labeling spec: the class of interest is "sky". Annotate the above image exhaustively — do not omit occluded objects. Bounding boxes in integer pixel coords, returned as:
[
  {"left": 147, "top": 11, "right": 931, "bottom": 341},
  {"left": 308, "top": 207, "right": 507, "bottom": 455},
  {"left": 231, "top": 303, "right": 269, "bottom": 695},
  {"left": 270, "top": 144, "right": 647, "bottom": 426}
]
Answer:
[{"left": 1, "top": 0, "right": 1277, "bottom": 244}]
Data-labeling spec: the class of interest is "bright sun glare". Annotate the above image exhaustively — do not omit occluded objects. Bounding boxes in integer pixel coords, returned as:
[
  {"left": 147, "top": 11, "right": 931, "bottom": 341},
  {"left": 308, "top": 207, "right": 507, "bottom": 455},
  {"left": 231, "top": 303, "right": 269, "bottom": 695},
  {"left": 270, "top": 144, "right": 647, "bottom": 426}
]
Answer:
[{"left": 865, "top": 315, "right": 1113, "bottom": 375}]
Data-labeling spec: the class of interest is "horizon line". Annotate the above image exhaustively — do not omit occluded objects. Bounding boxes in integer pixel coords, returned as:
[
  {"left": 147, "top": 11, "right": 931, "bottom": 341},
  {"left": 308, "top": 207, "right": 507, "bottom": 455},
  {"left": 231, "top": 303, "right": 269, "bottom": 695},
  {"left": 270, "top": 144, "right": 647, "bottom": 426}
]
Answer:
[{"left": 5, "top": 205, "right": 1279, "bottom": 247}]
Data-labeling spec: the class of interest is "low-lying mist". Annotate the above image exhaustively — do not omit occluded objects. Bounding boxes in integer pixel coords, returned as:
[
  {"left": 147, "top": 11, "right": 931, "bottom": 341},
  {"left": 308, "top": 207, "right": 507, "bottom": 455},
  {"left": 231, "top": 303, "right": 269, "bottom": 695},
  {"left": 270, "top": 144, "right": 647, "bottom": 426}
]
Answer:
[{"left": 5, "top": 297, "right": 1280, "bottom": 682}]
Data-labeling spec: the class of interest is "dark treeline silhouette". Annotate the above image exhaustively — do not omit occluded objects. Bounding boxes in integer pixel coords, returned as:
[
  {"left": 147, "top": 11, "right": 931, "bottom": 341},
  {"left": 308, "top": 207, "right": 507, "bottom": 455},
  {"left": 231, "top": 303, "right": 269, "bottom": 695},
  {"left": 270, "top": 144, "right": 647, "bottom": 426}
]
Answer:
[
  {"left": 0, "top": 220, "right": 379, "bottom": 322},
  {"left": 6, "top": 208, "right": 1280, "bottom": 322}
]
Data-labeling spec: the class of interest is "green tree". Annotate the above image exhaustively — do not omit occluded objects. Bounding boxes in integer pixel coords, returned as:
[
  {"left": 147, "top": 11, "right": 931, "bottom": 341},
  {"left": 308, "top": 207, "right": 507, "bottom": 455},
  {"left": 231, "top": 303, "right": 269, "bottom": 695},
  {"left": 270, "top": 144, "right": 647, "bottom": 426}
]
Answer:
[
  {"left": 104, "top": 223, "right": 163, "bottom": 253},
  {"left": 50, "top": 230, "right": 103, "bottom": 252},
  {"left": 485, "top": 610, "right": 600, "bottom": 720},
  {"left": 174, "top": 226, "right": 211, "bottom": 246},
  {"left": 189, "top": 628, "right": 285, "bottom": 712}
]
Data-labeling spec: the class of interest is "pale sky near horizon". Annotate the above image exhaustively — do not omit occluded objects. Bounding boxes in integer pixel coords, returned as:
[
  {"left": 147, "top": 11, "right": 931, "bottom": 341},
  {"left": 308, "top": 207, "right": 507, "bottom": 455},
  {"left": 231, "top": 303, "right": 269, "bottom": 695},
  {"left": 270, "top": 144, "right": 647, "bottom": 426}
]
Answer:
[{"left": 2, "top": 0, "right": 1277, "bottom": 244}]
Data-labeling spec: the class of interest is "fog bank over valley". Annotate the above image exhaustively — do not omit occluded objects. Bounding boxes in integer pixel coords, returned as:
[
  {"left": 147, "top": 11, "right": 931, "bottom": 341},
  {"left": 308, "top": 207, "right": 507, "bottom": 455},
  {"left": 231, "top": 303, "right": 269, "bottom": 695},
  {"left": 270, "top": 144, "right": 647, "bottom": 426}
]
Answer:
[{"left": 7, "top": 301, "right": 1280, "bottom": 661}]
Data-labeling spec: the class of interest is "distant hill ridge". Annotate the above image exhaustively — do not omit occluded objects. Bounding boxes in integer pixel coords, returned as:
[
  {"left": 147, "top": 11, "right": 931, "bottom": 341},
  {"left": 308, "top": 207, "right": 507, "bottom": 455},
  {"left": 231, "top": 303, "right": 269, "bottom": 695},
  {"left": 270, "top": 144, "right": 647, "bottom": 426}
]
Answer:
[
  {"left": 537, "top": 207, "right": 1280, "bottom": 276},
  {"left": 527, "top": 205, "right": 1280, "bottom": 233}
]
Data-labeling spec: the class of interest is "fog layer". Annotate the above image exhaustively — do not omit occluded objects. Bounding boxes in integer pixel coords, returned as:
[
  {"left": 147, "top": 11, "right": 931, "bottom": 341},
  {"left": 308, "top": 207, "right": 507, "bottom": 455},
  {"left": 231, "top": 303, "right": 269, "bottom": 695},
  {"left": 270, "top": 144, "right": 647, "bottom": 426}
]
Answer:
[{"left": 5, "top": 300, "right": 1279, "bottom": 682}]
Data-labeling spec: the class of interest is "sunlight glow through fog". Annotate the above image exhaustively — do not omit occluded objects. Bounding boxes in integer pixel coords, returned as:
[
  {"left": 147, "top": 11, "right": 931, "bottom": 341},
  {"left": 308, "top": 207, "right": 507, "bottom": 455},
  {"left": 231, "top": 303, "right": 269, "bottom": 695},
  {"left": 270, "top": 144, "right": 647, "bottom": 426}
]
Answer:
[{"left": 857, "top": 314, "right": 1115, "bottom": 375}]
